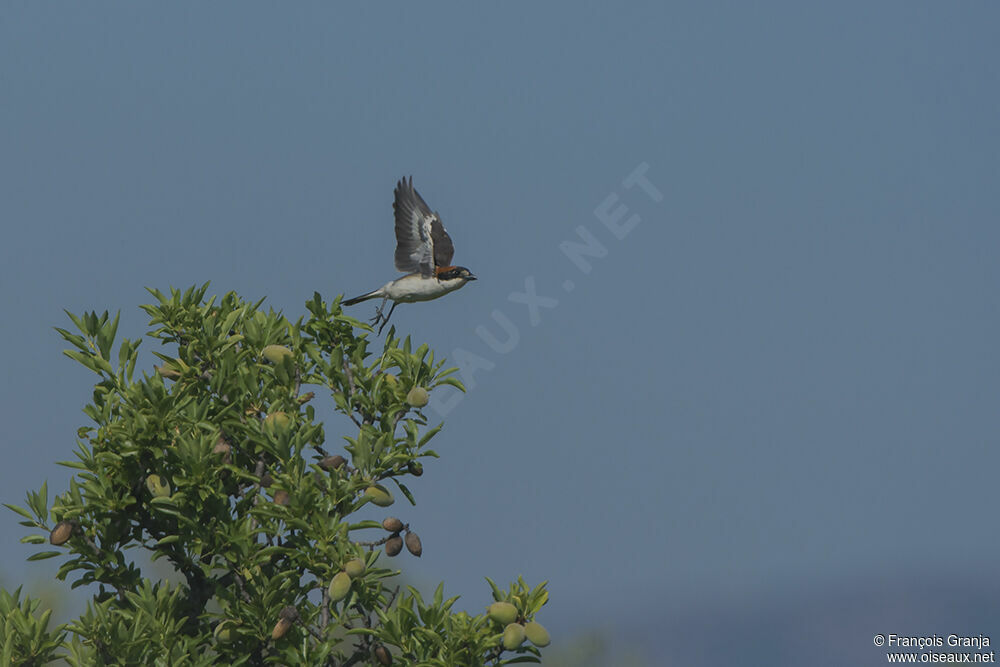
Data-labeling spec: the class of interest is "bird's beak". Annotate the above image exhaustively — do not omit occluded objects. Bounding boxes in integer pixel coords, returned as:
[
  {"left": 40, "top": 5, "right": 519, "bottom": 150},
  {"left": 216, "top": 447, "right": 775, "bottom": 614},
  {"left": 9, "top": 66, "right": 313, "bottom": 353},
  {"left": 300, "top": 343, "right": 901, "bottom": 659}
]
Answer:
[{"left": 467, "top": 274, "right": 477, "bottom": 281}]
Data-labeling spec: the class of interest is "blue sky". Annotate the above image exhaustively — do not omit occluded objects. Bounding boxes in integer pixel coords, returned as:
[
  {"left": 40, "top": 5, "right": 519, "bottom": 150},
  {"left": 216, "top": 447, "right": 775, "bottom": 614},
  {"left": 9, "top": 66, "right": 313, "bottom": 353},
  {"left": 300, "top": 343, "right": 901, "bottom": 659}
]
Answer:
[{"left": 2, "top": 3, "right": 998, "bottom": 663}]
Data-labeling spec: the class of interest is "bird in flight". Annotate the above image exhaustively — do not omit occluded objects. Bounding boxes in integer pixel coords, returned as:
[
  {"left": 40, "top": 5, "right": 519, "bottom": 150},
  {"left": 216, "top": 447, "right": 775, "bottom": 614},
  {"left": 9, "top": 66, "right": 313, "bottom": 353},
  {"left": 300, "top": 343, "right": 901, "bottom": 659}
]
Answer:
[{"left": 343, "top": 177, "right": 477, "bottom": 334}]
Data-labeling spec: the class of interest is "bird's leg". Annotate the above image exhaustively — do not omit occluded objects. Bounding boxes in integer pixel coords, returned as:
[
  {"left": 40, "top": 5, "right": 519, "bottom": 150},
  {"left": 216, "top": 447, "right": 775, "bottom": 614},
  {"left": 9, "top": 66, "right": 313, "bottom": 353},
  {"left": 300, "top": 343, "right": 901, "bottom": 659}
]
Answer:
[
  {"left": 378, "top": 302, "right": 399, "bottom": 335},
  {"left": 370, "top": 298, "right": 388, "bottom": 326}
]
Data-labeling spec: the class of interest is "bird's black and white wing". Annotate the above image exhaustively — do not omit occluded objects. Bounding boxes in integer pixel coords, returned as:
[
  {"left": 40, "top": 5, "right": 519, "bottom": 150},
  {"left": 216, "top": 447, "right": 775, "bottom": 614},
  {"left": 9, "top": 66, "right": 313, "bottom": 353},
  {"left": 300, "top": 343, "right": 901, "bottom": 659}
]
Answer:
[{"left": 393, "top": 176, "right": 455, "bottom": 277}]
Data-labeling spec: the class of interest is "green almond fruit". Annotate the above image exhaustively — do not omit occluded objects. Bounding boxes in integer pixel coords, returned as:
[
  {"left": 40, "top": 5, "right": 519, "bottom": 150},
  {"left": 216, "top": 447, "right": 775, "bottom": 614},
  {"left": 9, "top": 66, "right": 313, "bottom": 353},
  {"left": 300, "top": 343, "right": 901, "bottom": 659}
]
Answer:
[
  {"left": 383, "top": 373, "right": 398, "bottom": 386},
  {"left": 262, "top": 345, "right": 293, "bottom": 364},
  {"left": 264, "top": 412, "right": 292, "bottom": 431},
  {"left": 405, "top": 386, "right": 430, "bottom": 408},
  {"left": 502, "top": 623, "right": 526, "bottom": 650},
  {"left": 487, "top": 601, "right": 518, "bottom": 625},
  {"left": 524, "top": 621, "right": 550, "bottom": 647},
  {"left": 328, "top": 571, "right": 352, "bottom": 602},
  {"left": 364, "top": 485, "right": 394, "bottom": 507},
  {"left": 344, "top": 558, "right": 365, "bottom": 579},
  {"left": 214, "top": 621, "right": 238, "bottom": 643},
  {"left": 145, "top": 474, "right": 171, "bottom": 498}
]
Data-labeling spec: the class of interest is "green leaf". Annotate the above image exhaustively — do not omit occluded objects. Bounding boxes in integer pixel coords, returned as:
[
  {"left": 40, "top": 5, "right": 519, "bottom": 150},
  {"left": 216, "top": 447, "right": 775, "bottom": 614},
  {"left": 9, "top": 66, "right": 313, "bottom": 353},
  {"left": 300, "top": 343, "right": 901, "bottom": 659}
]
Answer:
[
  {"left": 53, "top": 327, "right": 88, "bottom": 352},
  {"left": 3, "top": 503, "right": 33, "bottom": 520},
  {"left": 344, "top": 628, "right": 377, "bottom": 637},
  {"left": 433, "top": 376, "right": 467, "bottom": 392},
  {"left": 98, "top": 311, "right": 120, "bottom": 359},
  {"left": 418, "top": 424, "right": 444, "bottom": 448},
  {"left": 347, "top": 520, "right": 383, "bottom": 531},
  {"left": 63, "top": 309, "right": 85, "bottom": 333},
  {"left": 395, "top": 482, "right": 416, "bottom": 506},
  {"left": 486, "top": 577, "right": 503, "bottom": 601},
  {"left": 221, "top": 309, "right": 243, "bottom": 335}
]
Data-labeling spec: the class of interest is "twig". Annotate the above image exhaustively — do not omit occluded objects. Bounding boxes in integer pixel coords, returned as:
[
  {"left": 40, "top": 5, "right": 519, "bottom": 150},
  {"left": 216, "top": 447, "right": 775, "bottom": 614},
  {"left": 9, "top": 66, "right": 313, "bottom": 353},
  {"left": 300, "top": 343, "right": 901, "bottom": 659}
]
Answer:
[
  {"left": 341, "top": 357, "right": 357, "bottom": 396},
  {"left": 343, "top": 645, "right": 371, "bottom": 667},
  {"left": 390, "top": 407, "right": 408, "bottom": 435},
  {"left": 340, "top": 358, "right": 364, "bottom": 427},
  {"left": 385, "top": 585, "right": 400, "bottom": 610},
  {"left": 303, "top": 622, "right": 325, "bottom": 642},
  {"left": 353, "top": 533, "right": 399, "bottom": 548},
  {"left": 233, "top": 571, "right": 252, "bottom": 603}
]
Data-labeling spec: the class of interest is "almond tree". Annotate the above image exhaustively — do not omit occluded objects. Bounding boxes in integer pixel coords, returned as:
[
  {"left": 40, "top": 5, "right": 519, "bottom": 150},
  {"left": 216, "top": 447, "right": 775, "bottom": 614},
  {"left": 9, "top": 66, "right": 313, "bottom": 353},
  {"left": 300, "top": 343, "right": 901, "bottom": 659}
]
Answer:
[{"left": 4, "top": 285, "right": 550, "bottom": 666}]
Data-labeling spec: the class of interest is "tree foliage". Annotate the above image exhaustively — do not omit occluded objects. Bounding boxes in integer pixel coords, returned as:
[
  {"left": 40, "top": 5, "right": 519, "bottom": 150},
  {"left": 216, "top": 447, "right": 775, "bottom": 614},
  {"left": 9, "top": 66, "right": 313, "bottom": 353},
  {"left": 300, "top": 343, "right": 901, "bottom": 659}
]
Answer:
[{"left": 4, "top": 285, "right": 549, "bottom": 665}]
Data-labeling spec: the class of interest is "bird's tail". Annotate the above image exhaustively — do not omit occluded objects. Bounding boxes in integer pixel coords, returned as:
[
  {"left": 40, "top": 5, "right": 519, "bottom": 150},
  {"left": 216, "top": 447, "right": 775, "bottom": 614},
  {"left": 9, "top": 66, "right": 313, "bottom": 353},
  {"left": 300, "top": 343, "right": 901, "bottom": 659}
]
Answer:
[{"left": 342, "top": 289, "right": 382, "bottom": 307}]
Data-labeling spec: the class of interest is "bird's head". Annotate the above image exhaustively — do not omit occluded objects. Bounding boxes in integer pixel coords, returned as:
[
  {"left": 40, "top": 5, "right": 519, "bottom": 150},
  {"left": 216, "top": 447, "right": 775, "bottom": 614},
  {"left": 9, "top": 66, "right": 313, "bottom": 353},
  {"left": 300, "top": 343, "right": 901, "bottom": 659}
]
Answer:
[{"left": 436, "top": 266, "right": 477, "bottom": 282}]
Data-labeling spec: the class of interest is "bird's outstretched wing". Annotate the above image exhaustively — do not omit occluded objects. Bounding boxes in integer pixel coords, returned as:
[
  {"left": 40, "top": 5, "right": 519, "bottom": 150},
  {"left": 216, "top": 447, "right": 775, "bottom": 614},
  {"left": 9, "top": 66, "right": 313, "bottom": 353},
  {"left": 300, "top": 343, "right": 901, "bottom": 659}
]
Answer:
[{"left": 393, "top": 176, "right": 455, "bottom": 277}]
